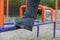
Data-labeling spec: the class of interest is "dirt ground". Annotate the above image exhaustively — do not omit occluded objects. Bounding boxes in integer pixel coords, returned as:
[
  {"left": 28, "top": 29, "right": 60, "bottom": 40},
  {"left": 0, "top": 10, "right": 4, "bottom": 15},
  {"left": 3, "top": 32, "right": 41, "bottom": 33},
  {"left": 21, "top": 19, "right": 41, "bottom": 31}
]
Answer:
[{"left": 0, "top": 23, "right": 60, "bottom": 40}]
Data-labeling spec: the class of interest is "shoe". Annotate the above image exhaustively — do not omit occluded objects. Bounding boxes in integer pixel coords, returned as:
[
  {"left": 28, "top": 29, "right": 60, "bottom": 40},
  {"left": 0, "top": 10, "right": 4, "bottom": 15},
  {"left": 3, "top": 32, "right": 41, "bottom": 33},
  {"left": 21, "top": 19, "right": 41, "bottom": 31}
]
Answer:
[{"left": 15, "top": 18, "right": 34, "bottom": 31}]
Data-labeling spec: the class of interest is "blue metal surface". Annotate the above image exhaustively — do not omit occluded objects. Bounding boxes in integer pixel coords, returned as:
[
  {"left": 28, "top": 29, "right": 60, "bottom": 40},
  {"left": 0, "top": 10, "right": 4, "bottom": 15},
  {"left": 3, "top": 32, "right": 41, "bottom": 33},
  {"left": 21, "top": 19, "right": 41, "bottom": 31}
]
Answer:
[
  {"left": 0, "top": 21, "right": 56, "bottom": 38},
  {"left": 53, "top": 22, "right": 56, "bottom": 38},
  {"left": 4, "top": 20, "right": 40, "bottom": 25},
  {"left": 0, "top": 26, "right": 18, "bottom": 32},
  {"left": 34, "top": 21, "right": 54, "bottom": 26},
  {"left": 4, "top": 22, "right": 14, "bottom": 25},
  {"left": 37, "top": 25, "right": 39, "bottom": 37},
  {"left": 4, "top": 21, "right": 54, "bottom": 25},
  {"left": 0, "top": 21, "right": 55, "bottom": 32}
]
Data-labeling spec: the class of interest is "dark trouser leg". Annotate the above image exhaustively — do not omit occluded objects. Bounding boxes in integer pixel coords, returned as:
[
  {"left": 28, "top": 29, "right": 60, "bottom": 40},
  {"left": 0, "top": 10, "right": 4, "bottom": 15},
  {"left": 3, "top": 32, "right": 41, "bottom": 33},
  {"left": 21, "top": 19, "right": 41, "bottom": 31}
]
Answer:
[
  {"left": 15, "top": 0, "right": 41, "bottom": 31},
  {"left": 24, "top": 0, "right": 40, "bottom": 19}
]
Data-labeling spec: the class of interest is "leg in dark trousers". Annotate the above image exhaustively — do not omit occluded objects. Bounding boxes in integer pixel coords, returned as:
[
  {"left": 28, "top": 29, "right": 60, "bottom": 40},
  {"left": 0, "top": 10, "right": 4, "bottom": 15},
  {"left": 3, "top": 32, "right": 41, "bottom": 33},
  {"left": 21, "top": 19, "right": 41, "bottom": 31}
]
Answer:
[{"left": 15, "top": 0, "right": 41, "bottom": 31}]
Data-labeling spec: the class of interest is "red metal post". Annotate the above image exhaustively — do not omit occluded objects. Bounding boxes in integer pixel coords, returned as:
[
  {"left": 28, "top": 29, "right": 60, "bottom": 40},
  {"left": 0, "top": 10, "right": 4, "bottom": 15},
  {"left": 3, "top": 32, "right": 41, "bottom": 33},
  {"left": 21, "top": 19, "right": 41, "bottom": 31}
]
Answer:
[
  {"left": 6, "top": 0, "right": 9, "bottom": 21},
  {"left": 0, "top": 0, "right": 4, "bottom": 27},
  {"left": 19, "top": 5, "right": 27, "bottom": 19},
  {"left": 55, "top": 0, "right": 58, "bottom": 23}
]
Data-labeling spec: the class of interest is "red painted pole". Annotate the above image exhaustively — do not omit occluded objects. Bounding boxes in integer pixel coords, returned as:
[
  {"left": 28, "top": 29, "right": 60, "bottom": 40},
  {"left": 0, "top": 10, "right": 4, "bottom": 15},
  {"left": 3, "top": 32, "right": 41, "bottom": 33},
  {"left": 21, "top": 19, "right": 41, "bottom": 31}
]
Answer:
[
  {"left": 0, "top": 0, "right": 4, "bottom": 27},
  {"left": 6, "top": 0, "right": 9, "bottom": 21},
  {"left": 55, "top": 0, "right": 58, "bottom": 23},
  {"left": 19, "top": 5, "right": 27, "bottom": 19}
]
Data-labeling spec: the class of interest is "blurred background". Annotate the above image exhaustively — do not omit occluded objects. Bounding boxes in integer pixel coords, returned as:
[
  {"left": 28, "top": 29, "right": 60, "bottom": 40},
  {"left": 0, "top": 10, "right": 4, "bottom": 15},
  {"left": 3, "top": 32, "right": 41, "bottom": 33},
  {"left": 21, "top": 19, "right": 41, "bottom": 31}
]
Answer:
[
  {"left": 4, "top": 0, "right": 60, "bottom": 22},
  {"left": 4, "top": 0, "right": 58, "bottom": 16}
]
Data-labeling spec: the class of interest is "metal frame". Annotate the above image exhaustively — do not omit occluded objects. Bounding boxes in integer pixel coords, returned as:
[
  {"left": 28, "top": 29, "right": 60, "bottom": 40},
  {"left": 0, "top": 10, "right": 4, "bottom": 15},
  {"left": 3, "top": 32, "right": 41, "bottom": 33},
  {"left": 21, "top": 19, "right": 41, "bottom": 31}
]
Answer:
[
  {"left": 0, "top": 21, "right": 56, "bottom": 38},
  {"left": 19, "top": 5, "right": 54, "bottom": 22},
  {"left": 0, "top": 0, "right": 58, "bottom": 38}
]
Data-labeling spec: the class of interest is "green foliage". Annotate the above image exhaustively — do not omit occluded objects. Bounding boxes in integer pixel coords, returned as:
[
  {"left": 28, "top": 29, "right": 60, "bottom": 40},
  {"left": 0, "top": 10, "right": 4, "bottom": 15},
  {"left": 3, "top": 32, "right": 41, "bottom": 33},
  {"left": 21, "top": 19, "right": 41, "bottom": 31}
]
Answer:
[
  {"left": 4, "top": 0, "right": 60, "bottom": 9},
  {"left": 36, "top": 14, "right": 42, "bottom": 20},
  {"left": 4, "top": 0, "right": 26, "bottom": 7},
  {"left": 58, "top": 0, "right": 60, "bottom": 9},
  {"left": 40, "top": 0, "right": 55, "bottom": 9},
  {"left": 9, "top": 0, "right": 26, "bottom": 7}
]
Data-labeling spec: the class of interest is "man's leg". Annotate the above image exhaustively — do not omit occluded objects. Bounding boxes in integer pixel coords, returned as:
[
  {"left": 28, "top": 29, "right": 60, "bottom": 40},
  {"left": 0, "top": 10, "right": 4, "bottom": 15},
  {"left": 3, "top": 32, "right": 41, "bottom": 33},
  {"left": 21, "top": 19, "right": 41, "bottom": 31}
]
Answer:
[{"left": 15, "top": 0, "right": 41, "bottom": 31}]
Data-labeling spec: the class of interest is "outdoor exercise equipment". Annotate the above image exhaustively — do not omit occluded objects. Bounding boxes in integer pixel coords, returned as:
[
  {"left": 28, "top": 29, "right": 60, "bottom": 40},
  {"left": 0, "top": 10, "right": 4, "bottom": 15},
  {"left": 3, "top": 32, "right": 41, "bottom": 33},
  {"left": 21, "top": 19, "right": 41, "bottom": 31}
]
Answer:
[
  {"left": 5, "top": 0, "right": 58, "bottom": 23},
  {"left": 55, "top": 0, "right": 58, "bottom": 23},
  {"left": 0, "top": 0, "right": 58, "bottom": 38},
  {"left": 19, "top": 5, "right": 54, "bottom": 22},
  {"left": 6, "top": 0, "right": 9, "bottom": 22}
]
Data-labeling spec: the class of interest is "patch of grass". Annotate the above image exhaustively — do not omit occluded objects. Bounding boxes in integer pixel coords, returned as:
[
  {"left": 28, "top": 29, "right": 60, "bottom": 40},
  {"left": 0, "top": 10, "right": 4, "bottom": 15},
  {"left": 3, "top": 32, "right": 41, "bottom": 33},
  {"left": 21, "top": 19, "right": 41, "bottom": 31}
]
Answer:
[
  {"left": 4, "top": 17, "right": 20, "bottom": 22},
  {"left": 4, "top": 14, "right": 42, "bottom": 22},
  {"left": 57, "top": 21, "right": 60, "bottom": 27},
  {"left": 58, "top": 21, "right": 60, "bottom": 24},
  {"left": 36, "top": 14, "right": 42, "bottom": 20}
]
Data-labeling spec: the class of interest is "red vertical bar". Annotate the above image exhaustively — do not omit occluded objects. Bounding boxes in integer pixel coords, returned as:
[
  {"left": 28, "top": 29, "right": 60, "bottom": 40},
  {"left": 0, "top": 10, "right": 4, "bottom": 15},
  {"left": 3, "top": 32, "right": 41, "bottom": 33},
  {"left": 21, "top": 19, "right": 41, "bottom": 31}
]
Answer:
[
  {"left": 20, "top": 6, "right": 23, "bottom": 19},
  {"left": 55, "top": 0, "right": 58, "bottom": 23},
  {"left": 42, "top": 8, "right": 45, "bottom": 22},
  {"left": 50, "top": 8, "right": 53, "bottom": 21},
  {"left": 6, "top": 0, "right": 9, "bottom": 21},
  {"left": 38, "top": 5, "right": 45, "bottom": 22},
  {"left": 19, "top": 5, "right": 27, "bottom": 19},
  {"left": 0, "top": 0, "right": 4, "bottom": 27}
]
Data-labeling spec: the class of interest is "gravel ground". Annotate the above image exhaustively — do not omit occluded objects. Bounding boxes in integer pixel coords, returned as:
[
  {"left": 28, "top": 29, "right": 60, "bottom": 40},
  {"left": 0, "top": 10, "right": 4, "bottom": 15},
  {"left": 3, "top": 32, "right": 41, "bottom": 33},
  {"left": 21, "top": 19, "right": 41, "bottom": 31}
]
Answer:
[{"left": 0, "top": 23, "right": 60, "bottom": 40}]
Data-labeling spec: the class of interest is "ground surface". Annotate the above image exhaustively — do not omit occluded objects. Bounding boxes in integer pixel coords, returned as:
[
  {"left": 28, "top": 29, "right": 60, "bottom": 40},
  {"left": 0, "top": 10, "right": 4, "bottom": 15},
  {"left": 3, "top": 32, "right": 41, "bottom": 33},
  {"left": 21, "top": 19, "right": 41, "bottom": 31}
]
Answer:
[{"left": 0, "top": 23, "right": 60, "bottom": 40}]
